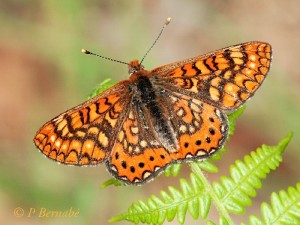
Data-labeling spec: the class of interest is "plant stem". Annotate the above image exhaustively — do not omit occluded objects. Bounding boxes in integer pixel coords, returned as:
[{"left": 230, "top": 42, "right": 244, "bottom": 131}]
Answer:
[{"left": 190, "top": 163, "right": 235, "bottom": 225}]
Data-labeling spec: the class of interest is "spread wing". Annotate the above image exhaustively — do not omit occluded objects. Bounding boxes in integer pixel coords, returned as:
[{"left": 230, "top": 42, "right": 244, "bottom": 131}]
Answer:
[
  {"left": 151, "top": 41, "right": 272, "bottom": 111},
  {"left": 33, "top": 81, "right": 133, "bottom": 165},
  {"left": 105, "top": 88, "right": 228, "bottom": 185}
]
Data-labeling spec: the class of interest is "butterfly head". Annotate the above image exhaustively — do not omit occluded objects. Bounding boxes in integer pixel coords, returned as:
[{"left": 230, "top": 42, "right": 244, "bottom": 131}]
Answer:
[{"left": 128, "top": 60, "right": 144, "bottom": 75}]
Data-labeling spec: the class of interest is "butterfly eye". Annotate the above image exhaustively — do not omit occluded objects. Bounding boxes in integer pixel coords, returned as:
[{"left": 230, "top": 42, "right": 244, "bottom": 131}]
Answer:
[
  {"left": 128, "top": 60, "right": 144, "bottom": 75},
  {"left": 129, "top": 68, "right": 137, "bottom": 75}
]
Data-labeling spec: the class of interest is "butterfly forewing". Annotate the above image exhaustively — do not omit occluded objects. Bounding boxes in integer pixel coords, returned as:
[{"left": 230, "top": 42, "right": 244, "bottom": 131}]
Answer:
[
  {"left": 152, "top": 42, "right": 272, "bottom": 111},
  {"left": 34, "top": 81, "right": 132, "bottom": 165}
]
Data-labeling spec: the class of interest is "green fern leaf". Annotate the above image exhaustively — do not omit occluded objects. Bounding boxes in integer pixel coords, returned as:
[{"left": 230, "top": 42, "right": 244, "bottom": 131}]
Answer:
[
  {"left": 227, "top": 106, "right": 245, "bottom": 138},
  {"left": 87, "top": 78, "right": 113, "bottom": 99},
  {"left": 109, "top": 173, "right": 210, "bottom": 225},
  {"left": 220, "top": 216, "right": 231, "bottom": 225},
  {"left": 196, "top": 160, "right": 219, "bottom": 173},
  {"left": 241, "top": 183, "right": 300, "bottom": 225},
  {"left": 213, "top": 132, "right": 293, "bottom": 214},
  {"left": 99, "top": 178, "right": 124, "bottom": 189},
  {"left": 164, "top": 163, "right": 182, "bottom": 177}
]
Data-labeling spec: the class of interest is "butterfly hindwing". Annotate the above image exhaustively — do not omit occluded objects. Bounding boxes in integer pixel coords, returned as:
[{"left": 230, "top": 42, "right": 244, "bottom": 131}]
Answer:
[
  {"left": 165, "top": 90, "right": 228, "bottom": 159},
  {"left": 106, "top": 107, "right": 174, "bottom": 184}
]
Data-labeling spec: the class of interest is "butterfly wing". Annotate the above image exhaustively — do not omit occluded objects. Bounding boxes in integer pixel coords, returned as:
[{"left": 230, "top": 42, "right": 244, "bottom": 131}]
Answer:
[
  {"left": 105, "top": 95, "right": 175, "bottom": 184},
  {"left": 34, "top": 81, "right": 132, "bottom": 165},
  {"left": 165, "top": 90, "right": 228, "bottom": 160},
  {"left": 105, "top": 86, "right": 228, "bottom": 184},
  {"left": 151, "top": 41, "right": 272, "bottom": 111}
]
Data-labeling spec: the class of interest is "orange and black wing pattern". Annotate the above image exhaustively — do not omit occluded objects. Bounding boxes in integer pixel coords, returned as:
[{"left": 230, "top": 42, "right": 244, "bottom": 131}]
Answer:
[
  {"left": 105, "top": 89, "right": 228, "bottom": 184},
  {"left": 152, "top": 41, "right": 272, "bottom": 111},
  {"left": 33, "top": 41, "right": 272, "bottom": 185},
  {"left": 34, "top": 81, "right": 132, "bottom": 165}
]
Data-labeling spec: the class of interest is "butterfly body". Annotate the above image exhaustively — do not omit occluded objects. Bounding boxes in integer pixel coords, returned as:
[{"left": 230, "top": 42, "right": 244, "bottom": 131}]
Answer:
[
  {"left": 129, "top": 67, "right": 179, "bottom": 152},
  {"left": 34, "top": 41, "right": 272, "bottom": 184}
]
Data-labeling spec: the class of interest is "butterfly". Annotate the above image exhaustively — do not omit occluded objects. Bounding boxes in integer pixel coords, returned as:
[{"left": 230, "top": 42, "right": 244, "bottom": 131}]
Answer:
[{"left": 33, "top": 21, "right": 272, "bottom": 185}]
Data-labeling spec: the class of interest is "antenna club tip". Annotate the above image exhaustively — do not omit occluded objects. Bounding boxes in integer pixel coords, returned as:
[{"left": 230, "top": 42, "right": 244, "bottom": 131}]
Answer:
[
  {"left": 81, "top": 49, "right": 90, "bottom": 54},
  {"left": 165, "top": 17, "right": 171, "bottom": 25}
]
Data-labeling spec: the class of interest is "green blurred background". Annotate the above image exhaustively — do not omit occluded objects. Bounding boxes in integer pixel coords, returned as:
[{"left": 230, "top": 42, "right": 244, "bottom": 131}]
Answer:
[{"left": 1, "top": 0, "right": 299, "bottom": 224}]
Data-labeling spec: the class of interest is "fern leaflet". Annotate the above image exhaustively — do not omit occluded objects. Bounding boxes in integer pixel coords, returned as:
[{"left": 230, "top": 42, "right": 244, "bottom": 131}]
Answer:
[
  {"left": 241, "top": 183, "right": 300, "bottom": 225},
  {"left": 212, "top": 132, "right": 293, "bottom": 214}
]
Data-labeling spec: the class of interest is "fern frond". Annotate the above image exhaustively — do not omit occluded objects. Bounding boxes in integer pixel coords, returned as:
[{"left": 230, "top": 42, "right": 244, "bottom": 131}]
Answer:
[
  {"left": 213, "top": 132, "right": 293, "bottom": 214},
  {"left": 109, "top": 173, "right": 210, "bottom": 225},
  {"left": 241, "top": 183, "right": 300, "bottom": 225},
  {"left": 109, "top": 133, "right": 292, "bottom": 224}
]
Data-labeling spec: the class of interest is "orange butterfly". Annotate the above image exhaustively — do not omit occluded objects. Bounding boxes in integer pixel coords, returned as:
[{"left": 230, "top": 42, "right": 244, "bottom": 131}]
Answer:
[{"left": 34, "top": 19, "right": 272, "bottom": 185}]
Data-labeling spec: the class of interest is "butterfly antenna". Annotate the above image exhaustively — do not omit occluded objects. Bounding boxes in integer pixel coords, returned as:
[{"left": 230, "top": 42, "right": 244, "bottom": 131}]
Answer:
[
  {"left": 81, "top": 49, "right": 129, "bottom": 66},
  {"left": 140, "top": 17, "right": 171, "bottom": 64}
]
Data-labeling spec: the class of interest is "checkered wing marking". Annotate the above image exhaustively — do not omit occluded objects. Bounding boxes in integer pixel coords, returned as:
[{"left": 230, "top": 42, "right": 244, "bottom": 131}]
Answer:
[
  {"left": 152, "top": 42, "right": 272, "bottom": 111},
  {"left": 34, "top": 81, "right": 132, "bottom": 165}
]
